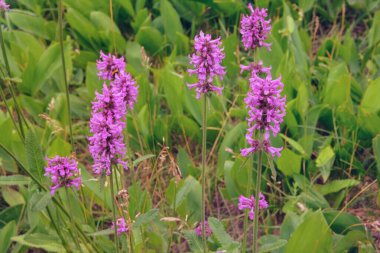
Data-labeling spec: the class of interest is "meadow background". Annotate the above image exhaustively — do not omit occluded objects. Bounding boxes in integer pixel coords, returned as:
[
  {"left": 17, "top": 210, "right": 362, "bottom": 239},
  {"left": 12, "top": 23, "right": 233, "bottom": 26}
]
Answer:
[{"left": 0, "top": 0, "right": 380, "bottom": 252}]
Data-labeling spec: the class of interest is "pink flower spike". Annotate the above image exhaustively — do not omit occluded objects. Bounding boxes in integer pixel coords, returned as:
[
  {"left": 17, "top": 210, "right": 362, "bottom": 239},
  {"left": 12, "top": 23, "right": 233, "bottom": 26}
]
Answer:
[
  {"left": 195, "top": 220, "right": 213, "bottom": 237},
  {"left": 0, "top": 0, "right": 9, "bottom": 10}
]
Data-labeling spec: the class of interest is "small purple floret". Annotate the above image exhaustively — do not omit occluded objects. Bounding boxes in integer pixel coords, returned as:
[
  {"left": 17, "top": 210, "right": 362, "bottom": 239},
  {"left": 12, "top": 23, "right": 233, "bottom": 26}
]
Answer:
[
  {"left": 240, "top": 4, "right": 272, "bottom": 51},
  {"left": 0, "top": 0, "right": 9, "bottom": 10},
  {"left": 238, "top": 193, "right": 268, "bottom": 220},
  {"left": 97, "top": 51, "right": 126, "bottom": 81},
  {"left": 112, "top": 217, "right": 128, "bottom": 235},
  {"left": 195, "top": 220, "right": 213, "bottom": 237},
  {"left": 187, "top": 31, "right": 226, "bottom": 99},
  {"left": 44, "top": 156, "right": 81, "bottom": 195}
]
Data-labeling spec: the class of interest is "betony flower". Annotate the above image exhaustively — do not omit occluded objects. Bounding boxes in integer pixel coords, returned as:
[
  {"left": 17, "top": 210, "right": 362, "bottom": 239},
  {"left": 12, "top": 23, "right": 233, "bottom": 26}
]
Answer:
[
  {"left": 112, "top": 217, "right": 129, "bottom": 235},
  {"left": 238, "top": 193, "right": 268, "bottom": 220},
  {"left": 88, "top": 83, "right": 127, "bottom": 175},
  {"left": 44, "top": 156, "right": 81, "bottom": 195},
  {"left": 241, "top": 69, "right": 286, "bottom": 157},
  {"left": 187, "top": 31, "right": 226, "bottom": 99},
  {"left": 112, "top": 72, "right": 138, "bottom": 110},
  {"left": 240, "top": 4, "right": 271, "bottom": 51},
  {"left": 97, "top": 51, "right": 126, "bottom": 81},
  {"left": 195, "top": 220, "right": 213, "bottom": 237},
  {"left": 0, "top": 0, "right": 9, "bottom": 10}
]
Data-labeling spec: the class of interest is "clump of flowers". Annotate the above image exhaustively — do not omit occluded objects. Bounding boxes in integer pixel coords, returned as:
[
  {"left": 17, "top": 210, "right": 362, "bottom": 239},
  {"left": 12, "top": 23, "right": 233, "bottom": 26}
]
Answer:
[
  {"left": 89, "top": 52, "right": 138, "bottom": 175},
  {"left": 195, "top": 220, "right": 213, "bottom": 237},
  {"left": 112, "top": 217, "right": 129, "bottom": 235},
  {"left": 0, "top": 0, "right": 9, "bottom": 11},
  {"left": 240, "top": 69, "right": 286, "bottom": 158},
  {"left": 240, "top": 4, "right": 271, "bottom": 51},
  {"left": 238, "top": 193, "right": 268, "bottom": 220},
  {"left": 187, "top": 31, "right": 226, "bottom": 99},
  {"left": 44, "top": 156, "right": 81, "bottom": 195}
]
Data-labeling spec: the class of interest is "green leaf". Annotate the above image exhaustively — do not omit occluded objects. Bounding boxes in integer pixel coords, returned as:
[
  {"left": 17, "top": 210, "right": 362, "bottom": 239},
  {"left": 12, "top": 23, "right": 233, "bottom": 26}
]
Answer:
[
  {"left": 372, "top": 135, "right": 380, "bottom": 185},
  {"left": 88, "top": 229, "right": 114, "bottom": 237},
  {"left": 285, "top": 211, "right": 333, "bottom": 253},
  {"left": 316, "top": 146, "right": 335, "bottom": 182},
  {"left": 133, "top": 154, "right": 156, "bottom": 167},
  {"left": 276, "top": 148, "right": 302, "bottom": 176},
  {"left": 25, "top": 129, "right": 45, "bottom": 181},
  {"left": 8, "top": 10, "right": 56, "bottom": 40},
  {"left": 0, "top": 175, "right": 31, "bottom": 186},
  {"left": 132, "top": 209, "right": 159, "bottom": 229},
  {"left": 12, "top": 233, "right": 65, "bottom": 252},
  {"left": 334, "top": 230, "right": 368, "bottom": 252},
  {"left": 183, "top": 230, "right": 203, "bottom": 253},
  {"left": 259, "top": 238, "right": 287, "bottom": 253},
  {"left": 280, "top": 134, "right": 306, "bottom": 156},
  {"left": 359, "top": 78, "right": 380, "bottom": 134},
  {"left": 0, "top": 205, "right": 23, "bottom": 229},
  {"left": 217, "top": 122, "right": 246, "bottom": 175},
  {"left": 314, "top": 179, "right": 360, "bottom": 195},
  {"left": 323, "top": 63, "right": 351, "bottom": 107},
  {"left": 160, "top": 0, "right": 184, "bottom": 44},
  {"left": 0, "top": 221, "right": 16, "bottom": 253},
  {"left": 208, "top": 217, "right": 240, "bottom": 251},
  {"left": 30, "top": 192, "right": 52, "bottom": 212},
  {"left": 323, "top": 210, "right": 366, "bottom": 234},
  {"left": 135, "top": 26, "right": 163, "bottom": 55},
  {"left": 369, "top": 11, "right": 380, "bottom": 48},
  {"left": 2, "top": 187, "right": 25, "bottom": 206},
  {"left": 299, "top": 0, "right": 315, "bottom": 12}
]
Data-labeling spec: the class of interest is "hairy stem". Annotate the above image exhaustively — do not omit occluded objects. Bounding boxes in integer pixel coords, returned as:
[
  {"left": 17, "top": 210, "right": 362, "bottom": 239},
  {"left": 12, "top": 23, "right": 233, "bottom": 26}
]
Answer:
[
  {"left": 110, "top": 167, "right": 120, "bottom": 253},
  {"left": 242, "top": 153, "right": 254, "bottom": 253},
  {"left": 201, "top": 94, "right": 208, "bottom": 252},
  {"left": 58, "top": 0, "right": 74, "bottom": 149},
  {"left": 253, "top": 148, "right": 263, "bottom": 253}
]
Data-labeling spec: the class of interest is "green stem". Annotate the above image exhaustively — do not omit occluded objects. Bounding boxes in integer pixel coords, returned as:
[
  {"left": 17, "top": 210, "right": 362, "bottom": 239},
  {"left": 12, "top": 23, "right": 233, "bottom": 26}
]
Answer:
[
  {"left": 0, "top": 85, "right": 22, "bottom": 139},
  {"left": 242, "top": 154, "right": 254, "bottom": 253},
  {"left": 46, "top": 206, "right": 71, "bottom": 252},
  {"left": 201, "top": 94, "right": 207, "bottom": 252},
  {"left": 65, "top": 188, "right": 83, "bottom": 253},
  {"left": 58, "top": 0, "right": 74, "bottom": 149},
  {"left": 110, "top": 167, "right": 120, "bottom": 253},
  {"left": 0, "top": 25, "right": 27, "bottom": 139},
  {"left": 253, "top": 148, "right": 263, "bottom": 253}
]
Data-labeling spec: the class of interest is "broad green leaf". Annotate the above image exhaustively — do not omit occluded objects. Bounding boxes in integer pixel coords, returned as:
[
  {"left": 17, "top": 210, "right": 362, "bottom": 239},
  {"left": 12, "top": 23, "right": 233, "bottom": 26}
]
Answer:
[
  {"left": 299, "top": 0, "right": 315, "bottom": 12},
  {"left": 359, "top": 78, "right": 380, "bottom": 134},
  {"left": 259, "top": 237, "right": 287, "bottom": 253},
  {"left": 135, "top": 26, "right": 163, "bottom": 56},
  {"left": 12, "top": 233, "right": 65, "bottom": 252},
  {"left": 2, "top": 187, "right": 25, "bottom": 206},
  {"left": 183, "top": 230, "right": 203, "bottom": 253},
  {"left": 314, "top": 179, "right": 360, "bottom": 195},
  {"left": 323, "top": 63, "right": 351, "bottom": 107},
  {"left": 372, "top": 135, "right": 380, "bottom": 184},
  {"left": 369, "top": 11, "right": 380, "bottom": 48},
  {"left": 160, "top": 0, "right": 184, "bottom": 44},
  {"left": 323, "top": 210, "right": 366, "bottom": 234},
  {"left": 8, "top": 10, "right": 56, "bottom": 40},
  {"left": 25, "top": 129, "right": 44, "bottom": 181},
  {"left": 133, "top": 154, "right": 156, "bottom": 167},
  {"left": 85, "top": 62, "right": 103, "bottom": 100},
  {"left": 334, "top": 230, "right": 368, "bottom": 252},
  {"left": 208, "top": 217, "right": 240, "bottom": 251},
  {"left": 280, "top": 134, "right": 306, "bottom": 156},
  {"left": 276, "top": 148, "right": 302, "bottom": 176},
  {"left": 316, "top": 146, "right": 335, "bottom": 182},
  {"left": 30, "top": 192, "right": 52, "bottom": 212},
  {"left": 0, "top": 205, "right": 23, "bottom": 229},
  {"left": 132, "top": 209, "right": 159, "bottom": 229},
  {"left": 217, "top": 122, "right": 246, "bottom": 175},
  {"left": 285, "top": 211, "right": 333, "bottom": 253},
  {"left": 0, "top": 175, "right": 31, "bottom": 186},
  {"left": 0, "top": 221, "right": 16, "bottom": 253}
]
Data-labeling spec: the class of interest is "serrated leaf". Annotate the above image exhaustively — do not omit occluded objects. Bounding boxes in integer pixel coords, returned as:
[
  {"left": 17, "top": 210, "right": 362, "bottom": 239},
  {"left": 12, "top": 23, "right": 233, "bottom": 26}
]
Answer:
[
  {"left": 259, "top": 239, "right": 287, "bottom": 253},
  {"left": 208, "top": 217, "right": 240, "bottom": 251},
  {"left": 183, "top": 230, "right": 203, "bottom": 253},
  {"left": 25, "top": 130, "right": 45, "bottom": 181},
  {"left": 31, "top": 192, "right": 52, "bottom": 212},
  {"left": 132, "top": 209, "right": 159, "bottom": 229}
]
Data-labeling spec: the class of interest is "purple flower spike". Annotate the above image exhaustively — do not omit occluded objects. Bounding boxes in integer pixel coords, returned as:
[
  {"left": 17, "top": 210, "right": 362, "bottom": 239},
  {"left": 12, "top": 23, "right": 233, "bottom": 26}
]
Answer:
[
  {"left": 187, "top": 31, "right": 226, "bottom": 99},
  {"left": 44, "top": 156, "right": 81, "bottom": 196},
  {"left": 88, "top": 83, "right": 127, "bottom": 175},
  {"left": 195, "top": 220, "right": 213, "bottom": 237},
  {"left": 97, "top": 51, "right": 126, "bottom": 81},
  {"left": 0, "top": 0, "right": 9, "bottom": 10},
  {"left": 240, "top": 4, "right": 272, "bottom": 51},
  {"left": 113, "top": 72, "right": 138, "bottom": 110},
  {"left": 241, "top": 69, "right": 286, "bottom": 157},
  {"left": 238, "top": 193, "right": 268, "bottom": 220},
  {"left": 112, "top": 217, "right": 128, "bottom": 235}
]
